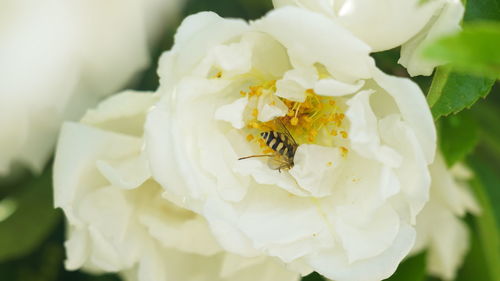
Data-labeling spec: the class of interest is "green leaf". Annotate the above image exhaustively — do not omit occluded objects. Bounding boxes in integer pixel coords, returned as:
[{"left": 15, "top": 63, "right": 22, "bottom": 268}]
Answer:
[
  {"left": 455, "top": 217, "right": 495, "bottom": 281},
  {"left": 427, "top": 70, "right": 494, "bottom": 119},
  {"left": 464, "top": 0, "right": 500, "bottom": 22},
  {"left": 0, "top": 238, "right": 64, "bottom": 281},
  {"left": 0, "top": 167, "right": 61, "bottom": 262},
  {"left": 301, "top": 272, "right": 325, "bottom": 281},
  {"left": 472, "top": 101, "right": 500, "bottom": 162},
  {"left": 424, "top": 22, "right": 500, "bottom": 79},
  {"left": 384, "top": 253, "right": 426, "bottom": 281},
  {"left": 467, "top": 157, "right": 500, "bottom": 281},
  {"left": 439, "top": 111, "right": 480, "bottom": 166},
  {"left": 425, "top": 0, "right": 498, "bottom": 118}
]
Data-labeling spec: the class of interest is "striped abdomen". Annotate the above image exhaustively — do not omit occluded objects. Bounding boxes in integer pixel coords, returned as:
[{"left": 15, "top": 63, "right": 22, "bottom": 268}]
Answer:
[{"left": 261, "top": 131, "right": 296, "bottom": 159}]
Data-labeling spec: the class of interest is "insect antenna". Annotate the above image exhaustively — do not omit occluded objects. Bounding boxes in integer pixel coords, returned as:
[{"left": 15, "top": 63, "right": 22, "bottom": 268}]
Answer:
[{"left": 238, "top": 154, "right": 275, "bottom": 160}]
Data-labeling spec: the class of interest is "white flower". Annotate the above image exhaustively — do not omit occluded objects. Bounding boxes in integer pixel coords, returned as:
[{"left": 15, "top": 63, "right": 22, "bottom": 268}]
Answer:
[
  {"left": 0, "top": 0, "right": 184, "bottom": 176},
  {"left": 273, "top": 0, "right": 464, "bottom": 76},
  {"left": 145, "top": 8, "right": 436, "bottom": 281},
  {"left": 53, "top": 90, "right": 298, "bottom": 281},
  {"left": 412, "top": 154, "right": 480, "bottom": 280}
]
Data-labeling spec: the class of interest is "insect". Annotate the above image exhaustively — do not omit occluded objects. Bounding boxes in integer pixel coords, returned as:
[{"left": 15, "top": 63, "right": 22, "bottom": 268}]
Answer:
[{"left": 239, "top": 119, "right": 298, "bottom": 172}]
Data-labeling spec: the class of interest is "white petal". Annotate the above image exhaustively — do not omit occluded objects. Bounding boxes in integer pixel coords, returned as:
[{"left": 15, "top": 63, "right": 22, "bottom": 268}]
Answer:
[
  {"left": 371, "top": 66, "right": 436, "bottom": 164},
  {"left": 290, "top": 144, "right": 344, "bottom": 197},
  {"left": 208, "top": 41, "right": 253, "bottom": 77},
  {"left": 307, "top": 223, "right": 415, "bottom": 281},
  {"left": 276, "top": 67, "right": 317, "bottom": 102},
  {"left": 157, "top": 12, "right": 249, "bottom": 90},
  {"left": 253, "top": 7, "right": 372, "bottom": 83},
  {"left": 399, "top": 0, "right": 464, "bottom": 76},
  {"left": 337, "top": 0, "right": 442, "bottom": 51},
  {"left": 54, "top": 122, "right": 143, "bottom": 217},
  {"left": 81, "top": 90, "right": 158, "bottom": 137},
  {"left": 345, "top": 90, "right": 402, "bottom": 167},
  {"left": 215, "top": 97, "right": 249, "bottom": 129},
  {"left": 335, "top": 205, "right": 400, "bottom": 263},
  {"left": 314, "top": 79, "right": 365, "bottom": 97}
]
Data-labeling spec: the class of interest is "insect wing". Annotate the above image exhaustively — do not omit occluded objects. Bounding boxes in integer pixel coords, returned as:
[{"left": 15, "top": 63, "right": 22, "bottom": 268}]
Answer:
[{"left": 275, "top": 118, "right": 298, "bottom": 146}]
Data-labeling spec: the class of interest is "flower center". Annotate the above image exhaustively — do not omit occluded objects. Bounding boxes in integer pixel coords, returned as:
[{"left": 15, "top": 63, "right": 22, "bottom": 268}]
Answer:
[{"left": 241, "top": 81, "right": 350, "bottom": 157}]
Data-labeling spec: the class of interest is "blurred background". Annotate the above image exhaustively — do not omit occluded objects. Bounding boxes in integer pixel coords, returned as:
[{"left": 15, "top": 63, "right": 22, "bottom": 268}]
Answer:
[{"left": 0, "top": 0, "right": 499, "bottom": 281}]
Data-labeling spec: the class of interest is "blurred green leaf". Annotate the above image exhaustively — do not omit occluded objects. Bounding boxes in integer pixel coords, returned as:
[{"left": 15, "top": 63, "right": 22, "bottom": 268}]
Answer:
[
  {"left": 426, "top": 0, "right": 498, "bottom": 118},
  {"left": 439, "top": 111, "right": 480, "bottom": 166},
  {"left": 424, "top": 22, "right": 500, "bottom": 79},
  {"left": 385, "top": 253, "right": 426, "bottom": 281},
  {"left": 427, "top": 67, "right": 494, "bottom": 119},
  {"left": 301, "top": 272, "right": 325, "bottom": 281},
  {"left": 464, "top": 0, "right": 500, "bottom": 22},
  {"left": 472, "top": 99, "right": 500, "bottom": 162},
  {"left": 467, "top": 157, "right": 500, "bottom": 281},
  {"left": 0, "top": 167, "right": 60, "bottom": 263},
  {"left": 455, "top": 217, "right": 497, "bottom": 281},
  {"left": 0, "top": 236, "right": 63, "bottom": 281},
  {"left": 183, "top": 0, "right": 272, "bottom": 20}
]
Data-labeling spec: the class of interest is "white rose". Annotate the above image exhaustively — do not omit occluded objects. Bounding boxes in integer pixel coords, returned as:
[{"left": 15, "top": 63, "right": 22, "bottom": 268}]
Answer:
[
  {"left": 273, "top": 0, "right": 464, "bottom": 76},
  {"left": 0, "top": 0, "right": 184, "bottom": 176},
  {"left": 53, "top": 90, "right": 298, "bottom": 281},
  {"left": 146, "top": 8, "right": 436, "bottom": 281},
  {"left": 412, "top": 154, "right": 480, "bottom": 280}
]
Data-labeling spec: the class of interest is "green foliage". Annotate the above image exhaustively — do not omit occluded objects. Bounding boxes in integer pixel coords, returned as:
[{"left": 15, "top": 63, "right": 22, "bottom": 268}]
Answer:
[
  {"left": 427, "top": 66, "right": 494, "bottom": 119},
  {"left": 472, "top": 99, "right": 500, "bottom": 161},
  {"left": 0, "top": 167, "right": 60, "bottom": 263},
  {"left": 439, "top": 111, "right": 480, "bottom": 166},
  {"left": 0, "top": 235, "right": 64, "bottom": 281},
  {"left": 467, "top": 157, "right": 500, "bottom": 281},
  {"left": 426, "top": 0, "right": 499, "bottom": 119},
  {"left": 301, "top": 272, "right": 325, "bottom": 281},
  {"left": 384, "top": 253, "right": 426, "bottom": 281},
  {"left": 464, "top": 0, "right": 500, "bottom": 22},
  {"left": 424, "top": 22, "right": 500, "bottom": 79},
  {"left": 455, "top": 217, "right": 495, "bottom": 281},
  {"left": 183, "top": 0, "right": 272, "bottom": 20}
]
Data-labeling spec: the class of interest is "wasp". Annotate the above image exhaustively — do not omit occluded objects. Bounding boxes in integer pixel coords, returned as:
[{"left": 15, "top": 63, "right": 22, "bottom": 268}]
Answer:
[{"left": 239, "top": 119, "right": 298, "bottom": 171}]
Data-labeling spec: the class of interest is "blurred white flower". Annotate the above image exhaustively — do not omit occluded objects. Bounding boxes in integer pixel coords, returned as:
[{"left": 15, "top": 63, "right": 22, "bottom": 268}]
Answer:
[
  {"left": 273, "top": 0, "right": 464, "bottom": 76},
  {"left": 54, "top": 90, "right": 298, "bottom": 281},
  {"left": 412, "top": 154, "right": 480, "bottom": 280},
  {"left": 146, "top": 8, "right": 436, "bottom": 281},
  {"left": 0, "top": 0, "right": 184, "bottom": 176}
]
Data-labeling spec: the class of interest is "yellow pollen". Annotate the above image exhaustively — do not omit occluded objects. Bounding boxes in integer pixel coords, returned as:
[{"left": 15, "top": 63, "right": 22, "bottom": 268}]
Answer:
[
  {"left": 309, "top": 129, "right": 318, "bottom": 137},
  {"left": 305, "top": 88, "right": 315, "bottom": 95},
  {"left": 246, "top": 134, "right": 254, "bottom": 142},
  {"left": 252, "top": 108, "right": 259, "bottom": 118},
  {"left": 340, "top": 146, "right": 349, "bottom": 157},
  {"left": 240, "top": 90, "right": 246, "bottom": 96},
  {"left": 290, "top": 117, "right": 299, "bottom": 126},
  {"left": 287, "top": 110, "right": 295, "bottom": 117},
  {"left": 258, "top": 139, "right": 267, "bottom": 148},
  {"left": 327, "top": 162, "right": 333, "bottom": 167},
  {"left": 329, "top": 100, "right": 336, "bottom": 106},
  {"left": 249, "top": 121, "right": 260, "bottom": 129},
  {"left": 341, "top": 131, "right": 348, "bottom": 139},
  {"left": 330, "top": 129, "right": 338, "bottom": 136},
  {"left": 263, "top": 148, "right": 274, "bottom": 154},
  {"left": 215, "top": 71, "right": 222, "bottom": 78}
]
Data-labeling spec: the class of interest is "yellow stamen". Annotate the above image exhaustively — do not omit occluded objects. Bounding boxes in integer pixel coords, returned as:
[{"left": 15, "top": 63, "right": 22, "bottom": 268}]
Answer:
[
  {"left": 340, "top": 146, "right": 349, "bottom": 157},
  {"left": 252, "top": 108, "right": 259, "bottom": 118}
]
